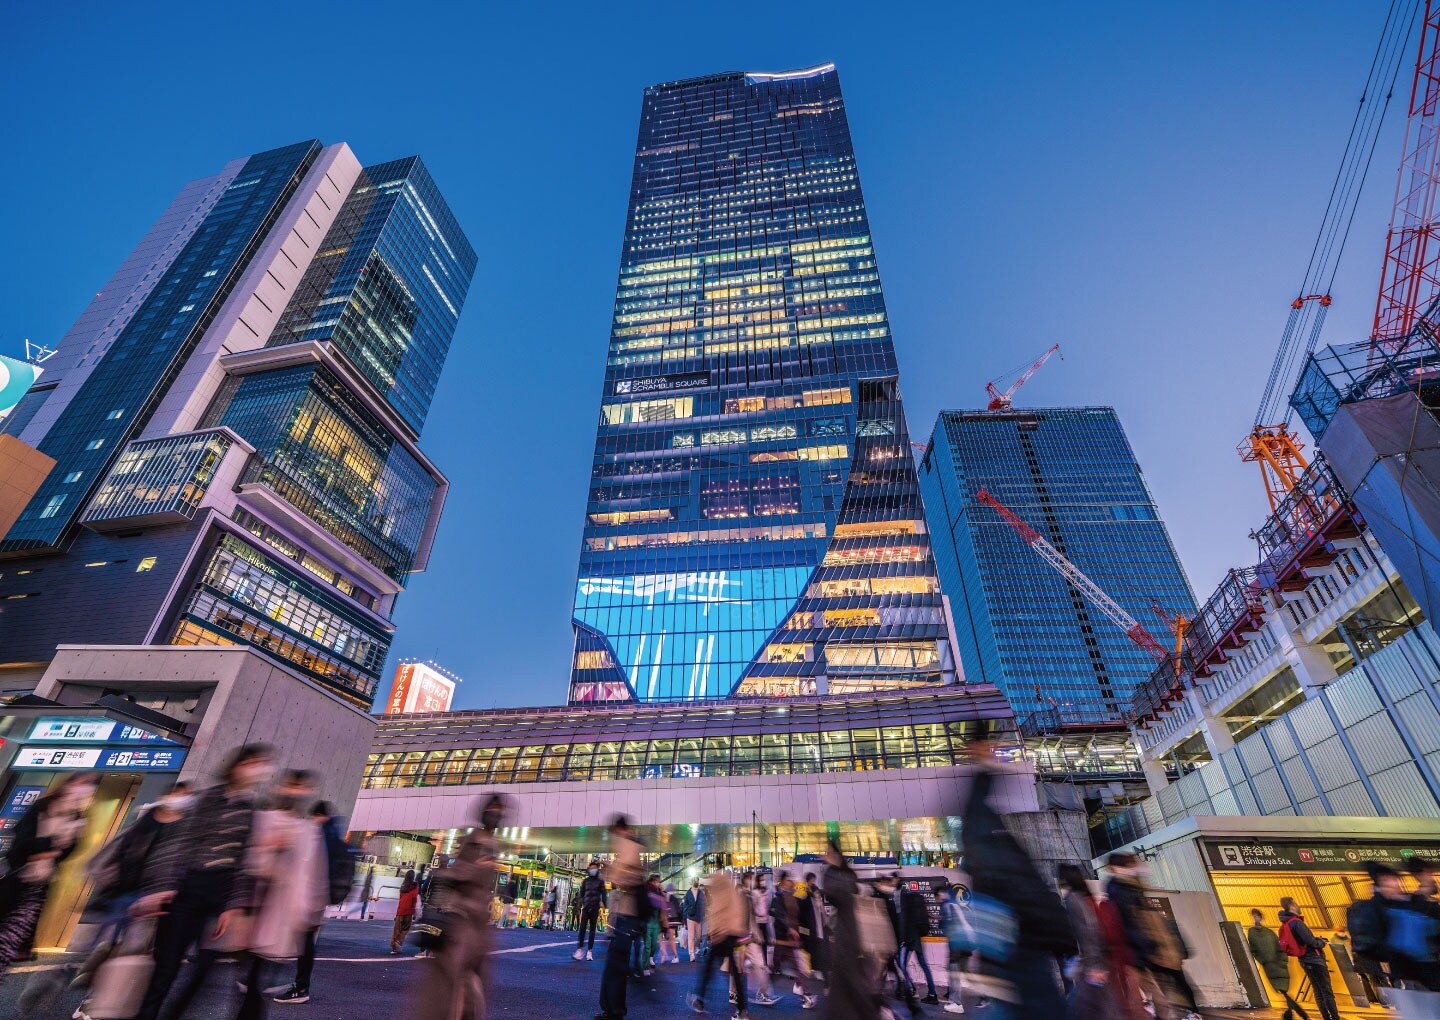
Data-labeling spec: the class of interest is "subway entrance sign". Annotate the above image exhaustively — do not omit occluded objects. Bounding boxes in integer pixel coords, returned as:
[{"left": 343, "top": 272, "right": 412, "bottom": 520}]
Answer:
[{"left": 1203, "top": 839, "right": 1440, "bottom": 871}]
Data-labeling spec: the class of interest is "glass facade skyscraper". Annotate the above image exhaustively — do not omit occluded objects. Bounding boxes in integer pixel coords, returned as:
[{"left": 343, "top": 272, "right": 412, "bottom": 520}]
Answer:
[
  {"left": 0, "top": 142, "right": 474, "bottom": 708},
  {"left": 918, "top": 407, "right": 1195, "bottom": 726},
  {"left": 571, "top": 65, "right": 955, "bottom": 703}
]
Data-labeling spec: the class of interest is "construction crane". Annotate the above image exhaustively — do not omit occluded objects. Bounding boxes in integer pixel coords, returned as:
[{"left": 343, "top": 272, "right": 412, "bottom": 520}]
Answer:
[
  {"left": 985, "top": 343, "right": 1060, "bottom": 411},
  {"left": 974, "top": 487, "right": 1169, "bottom": 662},
  {"left": 1373, "top": 0, "right": 1440, "bottom": 355},
  {"left": 1152, "top": 601, "right": 1190, "bottom": 682}
]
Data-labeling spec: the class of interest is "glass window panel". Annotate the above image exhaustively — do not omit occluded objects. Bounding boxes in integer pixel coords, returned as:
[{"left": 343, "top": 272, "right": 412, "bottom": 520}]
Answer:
[{"left": 676, "top": 737, "right": 702, "bottom": 763}]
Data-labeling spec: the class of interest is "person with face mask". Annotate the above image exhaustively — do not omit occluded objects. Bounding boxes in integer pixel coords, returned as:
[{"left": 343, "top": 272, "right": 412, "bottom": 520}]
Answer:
[
  {"left": 251, "top": 771, "right": 328, "bottom": 1010},
  {"left": 0, "top": 771, "right": 98, "bottom": 991},
  {"left": 574, "top": 859, "right": 608, "bottom": 961},
  {"left": 131, "top": 742, "right": 274, "bottom": 1020},
  {"left": 410, "top": 794, "right": 506, "bottom": 1020}
]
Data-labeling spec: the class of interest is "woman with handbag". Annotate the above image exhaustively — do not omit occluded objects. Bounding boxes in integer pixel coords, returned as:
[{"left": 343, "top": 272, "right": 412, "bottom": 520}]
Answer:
[
  {"left": 410, "top": 795, "right": 506, "bottom": 1020},
  {"left": 0, "top": 772, "right": 98, "bottom": 989}
]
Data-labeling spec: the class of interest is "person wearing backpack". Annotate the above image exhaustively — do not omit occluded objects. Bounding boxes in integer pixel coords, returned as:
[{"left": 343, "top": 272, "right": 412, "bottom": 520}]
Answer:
[
  {"left": 938, "top": 881, "right": 972, "bottom": 1015},
  {"left": 1248, "top": 909, "right": 1306, "bottom": 1020},
  {"left": 1278, "top": 898, "right": 1340, "bottom": 1020},
  {"left": 898, "top": 879, "right": 939, "bottom": 1005}
]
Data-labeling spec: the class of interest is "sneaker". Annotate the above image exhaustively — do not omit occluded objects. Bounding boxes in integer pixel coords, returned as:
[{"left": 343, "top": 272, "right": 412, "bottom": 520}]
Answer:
[
  {"left": 923, "top": 993, "right": 940, "bottom": 1004},
  {"left": 943, "top": 1004, "right": 966, "bottom": 1015},
  {"left": 802, "top": 994, "right": 820, "bottom": 1010},
  {"left": 732, "top": 1012, "right": 750, "bottom": 1020},
  {"left": 273, "top": 987, "right": 310, "bottom": 1004},
  {"left": 586, "top": 949, "right": 594, "bottom": 961},
  {"left": 687, "top": 993, "right": 705, "bottom": 1012},
  {"left": 750, "top": 992, "right": 782, "bottom": 1006},
  {"left": 573, "top": 948, "right": 585, "bottom": 961},
  {"left": 792, "top": 983, "right": 804, "bottom": 996}
]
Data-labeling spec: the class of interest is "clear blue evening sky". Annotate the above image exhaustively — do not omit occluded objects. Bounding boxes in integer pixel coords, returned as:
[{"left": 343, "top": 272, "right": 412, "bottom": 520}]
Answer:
[{"left": 1, "top": 1, "right": 1404, "bottom": 709}]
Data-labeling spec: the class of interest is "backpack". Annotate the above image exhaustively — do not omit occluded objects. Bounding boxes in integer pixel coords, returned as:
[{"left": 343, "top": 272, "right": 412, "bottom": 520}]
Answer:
[
  {"left": 1386, "top": 906, "right": 1440, "bottom": 962},
  {"left": 948, "top": 893, "right": 1017, "bottom": 964},
  {"left": 321, "top": 819, "right": 357, "bottom": 906},
  {"left": 1278, "top": 918, "right": 1306, "bottom": 958},
  {"left": 1347, "top": 897, "right": 1384, "bottom": 956},
  {"left": 942, "top": 898, "right": 973, "bottom": 955}
]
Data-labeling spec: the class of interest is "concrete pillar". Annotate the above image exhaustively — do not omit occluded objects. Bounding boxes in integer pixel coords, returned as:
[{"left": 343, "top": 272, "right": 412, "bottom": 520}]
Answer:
[
  {"left": 1142, "top": 757, "right": 1169, "bottom": 795},
  {"left": 1265, "top": 596, "right": 1341, "bottom": 691}
]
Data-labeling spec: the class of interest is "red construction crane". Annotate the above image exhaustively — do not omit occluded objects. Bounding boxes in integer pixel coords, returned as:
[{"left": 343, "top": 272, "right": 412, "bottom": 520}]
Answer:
[
  {"left": 985, "top": 343, "right": 1061, "bottom": 411},
  {"left": 974, "top": 487, "right": 1169, "bottom": 662},
  {"left": 1373, "top": 0, "right": 1440, "bottom": 355}
]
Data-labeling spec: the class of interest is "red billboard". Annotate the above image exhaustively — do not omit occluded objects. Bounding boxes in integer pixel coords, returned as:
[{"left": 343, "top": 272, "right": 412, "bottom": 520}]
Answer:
[{"left": 384, "top": 662, "right": 457, "bottom": 715}]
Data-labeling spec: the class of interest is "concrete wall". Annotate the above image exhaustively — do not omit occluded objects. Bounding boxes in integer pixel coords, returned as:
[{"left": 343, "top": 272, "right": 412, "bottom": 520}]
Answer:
[{"left": 37, "top": 644, "right": 376, "bottom": 819}]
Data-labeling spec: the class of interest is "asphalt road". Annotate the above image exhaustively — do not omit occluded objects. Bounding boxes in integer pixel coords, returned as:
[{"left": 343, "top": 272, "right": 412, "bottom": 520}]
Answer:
[{"left": 1, "top": 921, "right": 880, "bottom": 1020}]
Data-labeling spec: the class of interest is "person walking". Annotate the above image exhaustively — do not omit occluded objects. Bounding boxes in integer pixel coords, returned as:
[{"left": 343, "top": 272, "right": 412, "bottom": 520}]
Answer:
[
  {"left": 1279, "top": 898, "right": 1340, "bottom": 1020},
  {"left": 1106, "top": 852, "right": 1198, "bottom": 1020},
  {"left": 0, "top": 772, "right": 98, "bottom": 991},
  {"left": 873, "top": 873, "right": 919, "bottom": 1016},
  {"left": 773, "top": 875, "right": 822, "bottom": 1010},
  {"left": 938, "top": 880, "right": 971, "bottom": 1015},
  {"left": 274, "top": 793, "right": 352, "bottom": 1006},
  {"left": 391, "top": 871, "right": 420, "bottom": 954},
  {"left": 132, "top": 743, "right": 274, "bottom": 1020},
  {"left": 1057, "top": 864, "right": 1114, "bottom": 1019},
  {"left": 818, "top": 843, "right": 879, "bottom": 1020},
  {"left": 961, "top": 748, "right": 1075, "bottom": 1019},
  {"left": 597, "top": 814, "right": 646, "bottom": 1020},
  {"left": 687, "top": 870, "right": 750, "bottom": 1019},
  {"left": 683, "top": 879, "right": 705, "bottom": 961},
  {"left": 661, "top": 883, "right": 683, "bottom": 964},
  {"left": 409, "top": 795, "right": 506, "bottom": 1020},
  {"left": 1248, "top": 908, "right": 1306, "bottom": 1020},
  {"left": 1396, "top": 857, "right": 1440, "bottom": 990},
  {"left": 1346, "top": 863, "right": 1394, "bottom": 1002},
  {"left": 745, "top": 872, "right": 780, "bottom": 1006},
  {"left": 574, "top": 859, "right": 607, "bottom": 961},
  {"left": 357, "top": 868, "right": 376, "bottom": 920},
  {"left": 799, "top": 872, "right": 826, "bottom": 984},
  {"left": 898, "top": 878, "right": 939, "bottom": 1005},
  {"left": 544, "top": 883, "right": 560, "bottom": 930}
]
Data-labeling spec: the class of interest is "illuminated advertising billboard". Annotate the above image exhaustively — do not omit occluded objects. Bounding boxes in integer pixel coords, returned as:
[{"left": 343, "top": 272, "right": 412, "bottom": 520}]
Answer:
[
  {"left": 0, "top": 355, "right": 41, "bottom": 423},
  {"left": 384, "top": 662, "right": 457, "bottom": 715}
]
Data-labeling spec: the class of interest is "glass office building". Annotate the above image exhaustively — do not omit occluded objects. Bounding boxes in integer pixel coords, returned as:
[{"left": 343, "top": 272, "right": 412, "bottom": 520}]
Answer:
[
  {"left": 0, "top": 143, "right": 474, "bottom": 708},
  {"left": 919, "top": 407, "right": 1195, "bottom": 726},
  {"left": 571, "top": 65, "right": 955, "bottom": 703}
]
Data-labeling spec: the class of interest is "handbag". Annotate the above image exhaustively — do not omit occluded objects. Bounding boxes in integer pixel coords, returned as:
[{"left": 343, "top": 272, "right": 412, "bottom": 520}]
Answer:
[
  {"left": 949, "top": 893, "right": 1017, "bottom": 963},
  {"left": 86, "top": 919, "right": 157, "bottom": 1019},
  {"left": 855, "top": 892, "right": 896, "bottom": 961}
]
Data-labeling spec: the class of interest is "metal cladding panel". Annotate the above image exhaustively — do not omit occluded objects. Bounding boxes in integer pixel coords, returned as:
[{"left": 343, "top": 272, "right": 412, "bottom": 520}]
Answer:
[
  {"left": 1179, "top": 771, "right": 1211, "bottom": 811},
  {"left": 1367, "top": 639, "right": 1424, "bottom": 700},
  {"left": 1371, "top": 763, "right": 1440, "bottom": 817},
  {"left": 1326, "top": 782, "right": 1379, "bottom": 817},
  {"left": 1252, "top": 768, "right": 1292, "bottom": 814},
  {"left": 1209, "top": 789, "right": 1241, "bottom": 816},
  {"left": 1281, "top": 757, "right": 1320, "bottom": 802},
  {"left": 1220, "top": 749, "right": 1248, "bottom": 788},
  {"left": 1327, "top": 672, "right": 1385, "bottom": 727},
  {"left": 1287, "top": 697, "right": 1337, "bottom": 748},
  {"left": 1201, "top": 761, "right": 1232, "bottom": 796},
  {"left": 1414, "top": 620, "right": 1440, "bottom": 669},
  {"left": 1297, "top": 796, "right": 1327, "bottom": 816},
  {"left": 1267, "top": 724, "right": 1299, "bottom": 761},
  {"left": 1308, "top": 735, "right": 1362, "bottom": 791},
  {"left": 1348, "top": 713, "right": 1415, "bottom": 772},
  {"left": 1238, "top": 731, "right": 1275, "bottom": 775},
  {"left": 1156, "top": 783, "right": 1185, "bottom": 824},
  {"left": 1233, "top": 781, "right": 1262, "bottom": 816},
  {"left": 1396, "top": 691, "right": 1440, "bottom": 754},
  {"left": 1141, "top": 796, "right": 1166, "bottom": 830},
  {"left": 1400, "top": 627, "right": 1440, "bottom": 685}
]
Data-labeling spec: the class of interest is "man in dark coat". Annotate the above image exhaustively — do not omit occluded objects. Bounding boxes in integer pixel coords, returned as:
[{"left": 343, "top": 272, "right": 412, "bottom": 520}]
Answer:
[
  {"left": 1279, "top": 898, "right": 1339, "bottom": 1020},
  {"left": 1248, "top": 909, "right": 1305, "bottom": 1020},
  {"left": 573, "top": 859, "right": 607, "bottom": 961}
]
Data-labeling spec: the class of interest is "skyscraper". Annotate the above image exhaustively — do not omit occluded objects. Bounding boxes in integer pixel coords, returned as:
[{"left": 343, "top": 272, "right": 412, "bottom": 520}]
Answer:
[
  {"left": 571, "top": 65, "right": 955, "bottom": 703},
  {"left": 0, "top": 142, "right": 475, "bottom": 708},
  {"left": 919, "top": 407, "right": 1195, "bottom": 726}
]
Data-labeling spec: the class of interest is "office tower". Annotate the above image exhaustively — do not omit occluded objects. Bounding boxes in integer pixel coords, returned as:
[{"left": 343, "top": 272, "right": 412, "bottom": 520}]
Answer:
[
  {"left": 919, "top": 407, "right": 1195, "bottom": 726},
  {"left": 570, "top": 64, "right": 956, "bottom": 703},
  {"left": 0, "top": 142, "right": 475, "bottom": 708}
]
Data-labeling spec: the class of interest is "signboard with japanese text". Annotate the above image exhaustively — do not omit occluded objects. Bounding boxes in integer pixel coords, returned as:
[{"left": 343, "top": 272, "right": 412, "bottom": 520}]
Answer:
[
  {"left": 0, "top": 785, "right": 44, "bottom": 855},
  {"left": 385, "top": 663, "right": 457, "bottom": 715},
  {"left": 1203, "top": 840, "right": 1440, "bottom": 872},
  {"left": 26, "top": 718, "right": 173, "bottom": 744},
  {"left": 15, "top": 746, "right": 186, "bottom": 771}
]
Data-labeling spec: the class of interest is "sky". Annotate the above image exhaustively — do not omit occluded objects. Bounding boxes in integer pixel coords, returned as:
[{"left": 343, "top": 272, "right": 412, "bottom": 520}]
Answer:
[{"left": 1, "top": 0, "right": 1409, "bottom": 710}]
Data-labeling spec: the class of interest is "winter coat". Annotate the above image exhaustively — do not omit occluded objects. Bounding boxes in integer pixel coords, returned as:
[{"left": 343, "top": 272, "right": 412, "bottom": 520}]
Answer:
[
  {"left": 1247, "top": 923, "right": 1290, "bottom": 991},
  {"left": 1064, "top": 890, "right": 1108, "bottom": 975},
  {"left": 683, "top": 887, "right": 704, "bottom": 921},
  {"left": 703, "top": 872, "right": 746, "bottom": 939},
  {"left": 579, "top": 873, "right": 607, "bottom": 911},
  {"left": 245, "top": 811, "right": 328, "bottom": 960},
  {"left": 962, "top": 767, "right": 1076, "bottom": 958},
  {"left": 1278, "top": 909, "right": 1326, "bottom": 965},
  {"left": 821, "top": 865, "right": 880, "bottom": 1020},
  {"left": 899, "top": 886, "right": 931, "bottom": 946}
]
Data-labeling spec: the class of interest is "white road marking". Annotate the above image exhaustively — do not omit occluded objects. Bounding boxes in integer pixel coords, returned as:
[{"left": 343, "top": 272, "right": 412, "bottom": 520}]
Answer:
[{"left": 8, "top": 940, "right": 581, "bottom": 972}]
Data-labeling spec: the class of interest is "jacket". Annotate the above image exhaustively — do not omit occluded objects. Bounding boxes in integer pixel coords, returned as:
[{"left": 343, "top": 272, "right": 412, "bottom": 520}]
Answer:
[
  {"left": 683, "top": 887, "right": 703, "bottom": 921},
  {"left": 579, "top": 873, "right": 607, "bottom": 911},
  {"left": 962, "top": 767, "right": 1076, "bottom": 958},
  {"left": 821, "top": 865, "right": 880, "bottom": 1020},
  {"left": 1278, "top": 909, "right": 1326, "bottom": 964},
  {"left": 704, "top": 872, "right": 746, "bottom": 939},
  {"left": 1064, "top": 890, "right": 1108, "bottom": 975},
  {"left": 245, "top": 810, "right": 329, "bottom": 960},
  {"left": 605, "top": 831, "right": 645, "bottom": 918},
  {"left": 1247, "top": 923, "right": 1290, "bottom": 990},
  {"left": 1105, "top": 875, "right": 1159, "bottom": 966},
  {"left": 141, "top": 784, "right": 258, "bottom": 913},
  {"left": 900, "top": 886, "right": 931, "bottom": 944}
]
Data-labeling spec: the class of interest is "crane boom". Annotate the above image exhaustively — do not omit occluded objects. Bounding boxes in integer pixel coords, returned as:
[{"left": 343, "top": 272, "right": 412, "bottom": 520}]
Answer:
[
  {"left": 975, "top": 487, "right": 1169, "bottom": 662},
  {"left": 985, "top": 343, "right": 1060, "bottom": 411},
  {"left": 1373, "top": 0, "right": 1440, "bottom": 352}
]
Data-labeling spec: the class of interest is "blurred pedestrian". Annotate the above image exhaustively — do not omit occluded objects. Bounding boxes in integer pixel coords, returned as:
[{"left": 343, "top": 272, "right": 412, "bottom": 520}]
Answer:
[
  {"left": 961, "top": 745, "right": 1074, "bottom": 1018},
  {"left": 1058, "top": 864, "right": 1114, "bottom": 1020},
  {"left": 818, "top": 842, "right": 879, "bottom": 1020},
  {"left": 358, "top": 868, "right": 376, "bottom": 920},
  {"left": 744, "top": 872, "right": 779, "bottom": 1006},
  {"left": 574, "top": 858, "right": 606, "bottom": 961},
  {"left": 642, "top": 873, "right": 666, "bottom": 972},
  {"left": 0, "top": 772, "right": 98, "bottom": 990},
  {"left": 1247, "top": 908, "right": 1305, "bottom": 1020},
  {"left": 661, "top": 882, "right": 682, "bottom": 964},
  {"left": 1398, "top": 857, "right": 1440, "bottom": 990},
  {"left": 597, "top": 814, "right": 646, "bottom": 1020},
  {"left": 684, "top": 877, "right": 706, "bottom": 962},
  {"left": 938, "top": 880, "right": 971, "bottom": 1014},
  {"left": 687, "top": 870, "right": 750, "bottom": 1019},
  {"left": 132, "top": 743, "right": 274, "bottom": 1020},
  {"left": 774, "top": 874, "right": 822, "bottom": 1009},
  {"left": 898, "top": 877, "right": 939, "bottom": 1004},
  {"left": 1279, "top": 898, "right": 1338, "bottom": 1020},
  {"left": 392, "top": 871, "right": 420, "bottom": 954},
  {"left": 799, "top": 871, "right": 826, "bottom": 982},
  {"left": 874, "top": 872, "right": 918, "bottom": 1016},
  {"left": 410, "top": 794, "right": 506, "bottom": 1020}
]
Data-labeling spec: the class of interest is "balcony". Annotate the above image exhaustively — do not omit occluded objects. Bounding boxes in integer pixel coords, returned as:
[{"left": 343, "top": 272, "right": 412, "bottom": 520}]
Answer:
[{"left": 83, "top": 429, "right": 247, "bottom": 532}]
